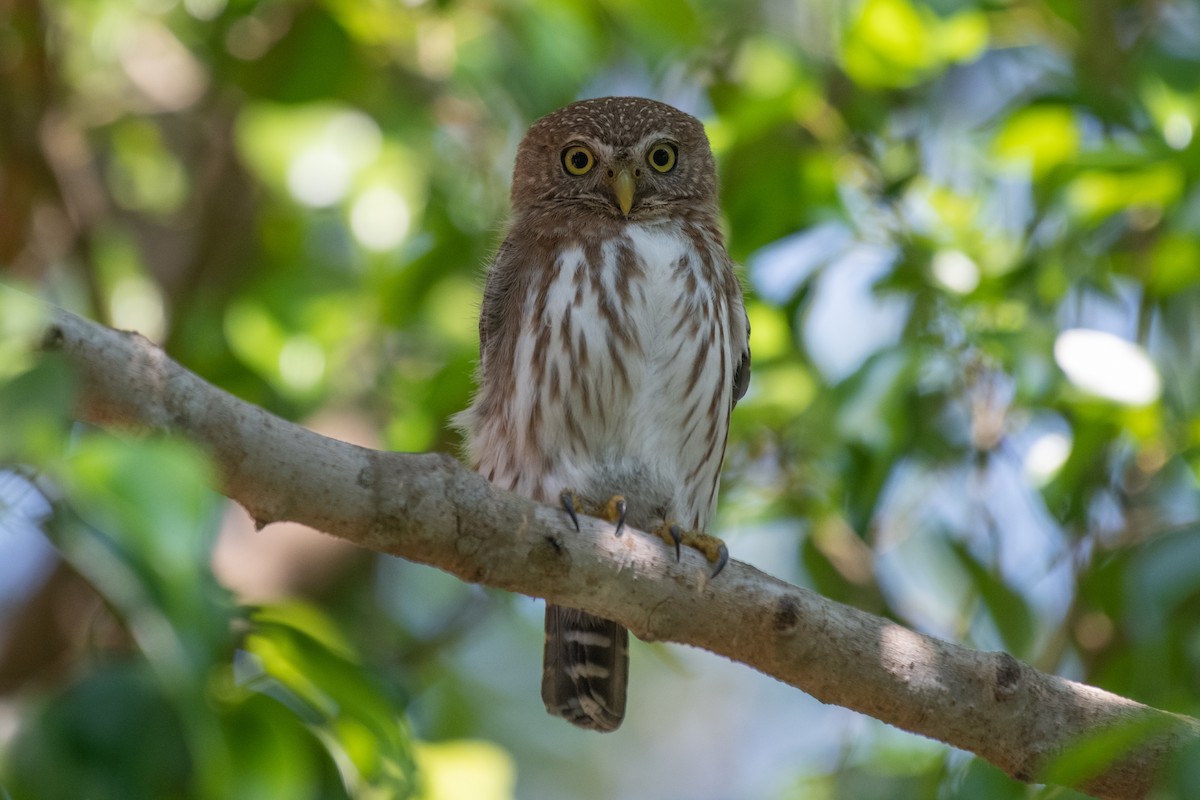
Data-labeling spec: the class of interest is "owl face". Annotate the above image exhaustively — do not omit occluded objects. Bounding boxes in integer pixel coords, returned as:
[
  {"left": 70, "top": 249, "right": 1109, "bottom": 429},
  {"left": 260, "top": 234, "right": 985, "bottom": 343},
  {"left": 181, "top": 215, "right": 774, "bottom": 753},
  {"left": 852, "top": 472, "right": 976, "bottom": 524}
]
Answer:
[{"left": 510, "top": 97, "right": 718, "bottom": 222}]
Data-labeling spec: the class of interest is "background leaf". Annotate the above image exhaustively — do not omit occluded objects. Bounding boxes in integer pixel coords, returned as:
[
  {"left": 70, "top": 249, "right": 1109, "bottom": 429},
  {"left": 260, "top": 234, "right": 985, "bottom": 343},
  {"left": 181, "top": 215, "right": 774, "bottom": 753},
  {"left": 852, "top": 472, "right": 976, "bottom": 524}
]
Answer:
[{"left": 3, "top": 0, "right": 1200, "bottom": 797}]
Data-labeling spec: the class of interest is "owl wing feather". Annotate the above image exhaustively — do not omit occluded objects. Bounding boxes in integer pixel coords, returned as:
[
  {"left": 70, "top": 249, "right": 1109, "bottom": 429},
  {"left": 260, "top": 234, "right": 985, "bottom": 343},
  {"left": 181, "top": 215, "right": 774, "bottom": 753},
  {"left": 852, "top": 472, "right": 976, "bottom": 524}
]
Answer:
[
  {"left": 476, "top": 240, "right": 521, "bottom": 372},
  {"left": 733, "top": 320, "right": 751, "bottom": 408}
]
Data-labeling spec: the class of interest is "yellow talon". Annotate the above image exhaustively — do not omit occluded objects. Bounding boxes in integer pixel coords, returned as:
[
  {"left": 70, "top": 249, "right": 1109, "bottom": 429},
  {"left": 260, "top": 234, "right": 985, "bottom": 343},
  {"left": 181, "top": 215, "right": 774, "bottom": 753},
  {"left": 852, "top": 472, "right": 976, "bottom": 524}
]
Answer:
[
  {"left": 600, "top": 495, "right": 627, "bottom": 524},
  {"left": 565, "top": 496, "right": 729, "bottom": 574},
  {"left": 653, "top": 523, "right": 730, "bottom": 577},
  {"left": 562, "top": 492, "right": 627, "bottom": 537},
  {"left": 602, "top": 495, "right": 628, "bottom": 536},
  {"left": 653, "top": 522, "right": 683, "bottom": 558}
]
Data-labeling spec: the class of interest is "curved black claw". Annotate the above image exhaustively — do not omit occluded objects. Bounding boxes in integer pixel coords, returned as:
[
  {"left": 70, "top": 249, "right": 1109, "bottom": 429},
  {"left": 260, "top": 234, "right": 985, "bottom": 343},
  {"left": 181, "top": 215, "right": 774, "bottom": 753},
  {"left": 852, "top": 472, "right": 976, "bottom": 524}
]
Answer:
[
  {"left": 668, "top": 524, "right": 682, "bottom": 561},
  {"left": 559, "top": 490, "right": 580, "bottom": 532},
  {"left": 613, "top": 498, "right": 627, "bottom": 537},
  {"left": 711, "top": 543, "right": 729, "bottom": 579}
]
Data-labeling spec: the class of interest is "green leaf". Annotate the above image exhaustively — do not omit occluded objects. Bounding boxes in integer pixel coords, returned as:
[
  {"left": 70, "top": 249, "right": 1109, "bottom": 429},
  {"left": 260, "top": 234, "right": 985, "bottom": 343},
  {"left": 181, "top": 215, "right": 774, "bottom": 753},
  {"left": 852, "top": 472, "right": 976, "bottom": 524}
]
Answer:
[
  {"left": 64, "top": 435, "right": 220, "bottom": 589},
  {"left": 1066, "top": 163, "right": 1184, "bottom": 221},
  {"left": 949, "top": 541, "right": 1036, "bottom": 658},
  {"left": 1040, "top": 714, "right": 1181, "bottom": 789},
  {"left": 0, "top": 357, "right": 76, "bottom": 461},
  {"left": 414, "top": 739, "right": 516, "bottom": 800},
  {"left": 3, "top": 665, "right": 191, "bottom": 800},
  {"left": 244, "top": 604, "right": 416, "bottom": 797},
  {"left": 993, "top": 106, "right": 1081, "bottom": 178}
]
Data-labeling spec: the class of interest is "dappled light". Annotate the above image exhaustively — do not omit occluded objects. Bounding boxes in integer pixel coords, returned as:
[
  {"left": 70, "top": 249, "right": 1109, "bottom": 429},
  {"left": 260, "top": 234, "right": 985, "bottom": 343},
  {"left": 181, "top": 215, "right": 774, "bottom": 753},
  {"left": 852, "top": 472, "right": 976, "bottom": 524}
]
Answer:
[
  {"left": 3, "top": 0, "right": 1200, "bottom": 798},
  {"left": 351, "top": 186, "right": 412, "bottom": 252},
  {"left": 1054, "top": 329, "right": 1162, "bottom": 406}
]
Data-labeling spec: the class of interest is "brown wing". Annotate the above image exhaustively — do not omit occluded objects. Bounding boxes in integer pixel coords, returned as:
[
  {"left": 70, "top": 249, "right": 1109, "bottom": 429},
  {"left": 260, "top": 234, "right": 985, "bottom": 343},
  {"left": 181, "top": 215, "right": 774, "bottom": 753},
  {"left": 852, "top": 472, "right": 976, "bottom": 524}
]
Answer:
[
  {"left": 476, "top": 239, "right": 520, "bottom": 372},
  {"left": 733, "top": 316, "right": 751, "bottom": 409}
]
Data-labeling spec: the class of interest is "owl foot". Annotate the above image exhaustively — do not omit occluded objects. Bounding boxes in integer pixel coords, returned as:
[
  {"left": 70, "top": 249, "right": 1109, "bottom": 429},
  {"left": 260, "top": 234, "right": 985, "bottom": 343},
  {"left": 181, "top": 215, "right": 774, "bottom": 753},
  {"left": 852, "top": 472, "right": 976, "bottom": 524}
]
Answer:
[
  {"left": 557, "top": 492, "right": 725, "bottom": 573},
  {"left": 600, "top": 495, "right": 628, "bottom": 537},
  {"left": 655, "top": 523, "right": 729, "bottom": 578},
  {"left": 559, "top": 489, "right": 582, "bottom": 532},
  {"left": 558, "top": 490, "right": 627, "bottom": 537}
]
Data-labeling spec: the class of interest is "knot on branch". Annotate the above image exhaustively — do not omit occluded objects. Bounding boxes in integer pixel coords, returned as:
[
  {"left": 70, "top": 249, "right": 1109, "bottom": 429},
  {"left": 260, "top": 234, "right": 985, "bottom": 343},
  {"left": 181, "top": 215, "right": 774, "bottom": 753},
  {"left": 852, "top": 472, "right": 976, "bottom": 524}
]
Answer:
[
  {"left": 40, "top": 324, "right": 65, "bottom": 351},
  {"left": 993, "top": 651, "right": 1023, "bottom": 701},
  {"left": 773, "top": 594, "right": 802, "bottom": 633}
]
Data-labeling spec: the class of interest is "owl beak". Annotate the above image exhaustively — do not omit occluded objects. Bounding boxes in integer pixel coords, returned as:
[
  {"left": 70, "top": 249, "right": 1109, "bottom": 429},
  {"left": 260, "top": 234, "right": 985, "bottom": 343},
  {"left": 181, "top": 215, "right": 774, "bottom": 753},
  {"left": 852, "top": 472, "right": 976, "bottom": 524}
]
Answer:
[{"left": 612, "top": 168, "right": 636, "bottom": 216}]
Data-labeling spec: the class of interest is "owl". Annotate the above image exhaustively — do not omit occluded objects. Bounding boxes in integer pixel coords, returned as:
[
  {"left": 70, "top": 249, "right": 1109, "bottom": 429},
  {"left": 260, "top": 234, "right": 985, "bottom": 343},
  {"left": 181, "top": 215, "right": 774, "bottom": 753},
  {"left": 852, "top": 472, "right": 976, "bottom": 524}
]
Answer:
[{"left": 455, "top": 96, "right": 750, "bottom": 732}]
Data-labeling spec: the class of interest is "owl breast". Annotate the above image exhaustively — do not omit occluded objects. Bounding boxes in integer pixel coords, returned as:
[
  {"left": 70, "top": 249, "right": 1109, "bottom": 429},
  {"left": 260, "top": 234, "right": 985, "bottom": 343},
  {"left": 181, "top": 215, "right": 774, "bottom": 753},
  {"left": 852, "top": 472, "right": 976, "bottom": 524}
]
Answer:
[{"left": 486, "top": 220, "right": 735, "bottom": 530}]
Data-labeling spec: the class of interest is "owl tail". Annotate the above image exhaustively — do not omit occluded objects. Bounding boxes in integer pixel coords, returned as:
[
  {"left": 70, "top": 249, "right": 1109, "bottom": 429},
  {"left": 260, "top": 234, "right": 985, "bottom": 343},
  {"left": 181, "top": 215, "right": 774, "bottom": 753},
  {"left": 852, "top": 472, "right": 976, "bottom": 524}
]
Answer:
[{"left": 542, "top": 604, "right": 629, "bottom": 732}]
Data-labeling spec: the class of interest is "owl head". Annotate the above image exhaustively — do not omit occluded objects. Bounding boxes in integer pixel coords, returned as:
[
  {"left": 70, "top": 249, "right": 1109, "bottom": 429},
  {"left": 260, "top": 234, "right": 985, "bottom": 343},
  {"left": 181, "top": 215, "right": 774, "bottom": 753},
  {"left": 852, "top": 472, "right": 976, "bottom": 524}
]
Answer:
[{"left": 510, "top": 96, "right": 718, "bottom": 222}]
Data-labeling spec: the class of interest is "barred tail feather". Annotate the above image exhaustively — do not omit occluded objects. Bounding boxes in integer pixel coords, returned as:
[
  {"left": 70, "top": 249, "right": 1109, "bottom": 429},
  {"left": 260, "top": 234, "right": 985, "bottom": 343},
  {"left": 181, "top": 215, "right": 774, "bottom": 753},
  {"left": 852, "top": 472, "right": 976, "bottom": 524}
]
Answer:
[{"left": 542, "top": 604, "right": 629, "bottom": 732}]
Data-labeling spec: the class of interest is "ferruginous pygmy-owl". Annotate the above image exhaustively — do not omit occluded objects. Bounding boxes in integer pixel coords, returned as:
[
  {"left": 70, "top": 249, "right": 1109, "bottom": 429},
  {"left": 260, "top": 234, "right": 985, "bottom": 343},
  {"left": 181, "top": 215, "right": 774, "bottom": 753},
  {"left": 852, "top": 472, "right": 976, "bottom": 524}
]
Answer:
[{"left": 455, "top": 96, "right": 750, "bottom": 732}]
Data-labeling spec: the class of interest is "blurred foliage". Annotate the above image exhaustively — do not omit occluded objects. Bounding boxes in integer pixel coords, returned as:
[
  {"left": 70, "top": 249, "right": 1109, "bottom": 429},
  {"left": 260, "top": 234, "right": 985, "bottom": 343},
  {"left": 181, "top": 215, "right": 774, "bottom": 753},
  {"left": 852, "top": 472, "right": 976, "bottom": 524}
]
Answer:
[{"left": 2, "top": 0, "right": 1200, "bottom": 798}]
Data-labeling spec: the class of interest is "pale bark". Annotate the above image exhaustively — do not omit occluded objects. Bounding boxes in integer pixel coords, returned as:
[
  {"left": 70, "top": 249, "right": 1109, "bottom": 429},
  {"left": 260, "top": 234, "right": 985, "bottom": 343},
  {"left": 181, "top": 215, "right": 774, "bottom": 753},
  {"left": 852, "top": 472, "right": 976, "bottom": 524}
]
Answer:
[{"left": 12, "top": 289, "right": 1200, "bottom": 799}]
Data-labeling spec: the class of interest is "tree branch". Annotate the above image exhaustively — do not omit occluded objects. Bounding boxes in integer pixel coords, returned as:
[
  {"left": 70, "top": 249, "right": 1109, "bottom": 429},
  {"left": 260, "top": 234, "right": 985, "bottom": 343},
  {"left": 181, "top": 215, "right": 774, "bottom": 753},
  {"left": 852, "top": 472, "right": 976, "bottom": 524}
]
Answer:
[{"left": 13, "top": 287, "right": 1200, "bottom": 800}]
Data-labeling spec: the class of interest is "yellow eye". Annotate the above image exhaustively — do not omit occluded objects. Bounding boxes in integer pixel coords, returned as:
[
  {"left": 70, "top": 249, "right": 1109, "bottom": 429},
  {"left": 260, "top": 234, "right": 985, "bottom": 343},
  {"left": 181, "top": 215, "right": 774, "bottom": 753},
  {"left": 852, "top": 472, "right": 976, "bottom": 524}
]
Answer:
[
  {"left": 562, "top": 145, "right": 594, "bottom": 175},
  {"left": 647, "top": 142, "right": 677, "bottom": 173}
]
